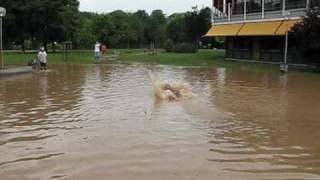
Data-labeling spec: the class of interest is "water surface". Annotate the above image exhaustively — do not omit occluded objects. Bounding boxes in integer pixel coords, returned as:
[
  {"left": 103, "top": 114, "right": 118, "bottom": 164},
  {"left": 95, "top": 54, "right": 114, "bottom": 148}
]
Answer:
[{"left": 1, "top": 63, "right": 320, "bottom": 180}]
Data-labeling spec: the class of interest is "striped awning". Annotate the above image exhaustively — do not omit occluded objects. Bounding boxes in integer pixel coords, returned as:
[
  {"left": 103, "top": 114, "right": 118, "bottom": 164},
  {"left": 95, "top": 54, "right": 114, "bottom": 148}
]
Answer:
[
  {"left": 237, "top": 21, "right": 282, "bottom": 36},
  {"left": 205, "top": 23, "right": 244, "bottom": 37},
  {"left": 275, "top": 19, "right": 302, "bottom": 35},
  {"left": 205, "top": 19, "right": 302, "bottom": 37}
]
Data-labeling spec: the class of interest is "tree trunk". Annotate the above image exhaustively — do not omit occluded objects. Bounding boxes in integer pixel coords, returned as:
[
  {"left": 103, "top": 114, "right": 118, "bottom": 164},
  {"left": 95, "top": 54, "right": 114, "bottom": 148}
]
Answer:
[
  {"left": 52, "top": 42, "right": 55, "bottom": 52},
  {"left": 43, "top": 42, "right": 48, "bottom": 52},
  {"left": 21, "top": 40, "right": 25, "bottom": 53},
  {"left": 127, "top": 40, "right": 130, "bottom": 49}
]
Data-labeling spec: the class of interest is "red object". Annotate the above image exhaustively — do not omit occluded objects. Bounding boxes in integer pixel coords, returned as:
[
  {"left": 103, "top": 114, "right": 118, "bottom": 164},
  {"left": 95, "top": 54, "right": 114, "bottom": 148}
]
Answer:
[{"left": 101, "top": 44, "right": 108, "bottom": 55}]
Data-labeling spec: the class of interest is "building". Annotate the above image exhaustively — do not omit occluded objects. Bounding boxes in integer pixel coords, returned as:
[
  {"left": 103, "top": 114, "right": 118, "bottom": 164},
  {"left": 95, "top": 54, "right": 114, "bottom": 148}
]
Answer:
[{"left": 206, "top": 0, "right": 320, "bottom": 64}]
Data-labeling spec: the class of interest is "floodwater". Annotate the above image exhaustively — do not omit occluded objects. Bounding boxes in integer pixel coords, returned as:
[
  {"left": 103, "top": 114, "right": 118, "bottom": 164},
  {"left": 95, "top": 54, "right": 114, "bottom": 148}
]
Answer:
[{"left": 1, "top": 63, "right": 320, "bottom": 180}]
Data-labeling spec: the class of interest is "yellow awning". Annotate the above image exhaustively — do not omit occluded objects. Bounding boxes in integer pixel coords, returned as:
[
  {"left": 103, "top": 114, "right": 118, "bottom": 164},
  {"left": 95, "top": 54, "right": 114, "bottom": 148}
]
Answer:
[
  {"left": 237, "top": 21, "right": 282, "bottom": 36},
  {"left": 275, "top": 19, "right": 302, "bottom": 35},
  {"left": 205, "top": 23, "right": 244, "bottom": 37}
]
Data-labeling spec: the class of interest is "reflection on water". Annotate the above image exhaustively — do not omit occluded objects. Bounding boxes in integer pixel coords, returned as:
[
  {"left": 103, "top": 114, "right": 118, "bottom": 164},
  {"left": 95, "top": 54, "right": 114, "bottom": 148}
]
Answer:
[{"left": 1, "top": 63, "right": 320, "bottom": 180}]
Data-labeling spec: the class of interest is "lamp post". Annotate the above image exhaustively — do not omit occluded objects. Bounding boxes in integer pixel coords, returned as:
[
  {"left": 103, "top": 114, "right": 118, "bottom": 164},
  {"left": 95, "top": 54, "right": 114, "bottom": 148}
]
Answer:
[
  {"left": 281, "top": 11, "right": 290, "bottom": 73},
  {"left": 0, "top": 7, "right": 6, "bottom": 69}
]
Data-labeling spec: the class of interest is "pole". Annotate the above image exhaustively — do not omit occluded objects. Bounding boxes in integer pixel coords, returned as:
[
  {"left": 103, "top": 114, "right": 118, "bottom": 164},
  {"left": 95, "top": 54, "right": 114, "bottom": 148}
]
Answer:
[
  {"left": 244, "top": 0, "right": 247, "bottom": 21},
  {"left": 282, "top": 0, "right": 286, "bottom": 16},
  {"left": 228, "top": 3, "right": 231, "bottom": 21},
  {"left": 262, "top": 0, "right": 265, "bottom": 19},
  {"left": 284, "top": 23, "right": 288, "bottom": 65},
  {"left": 281, "top": 17, "right": 289, "bottom": 73},
  {"left": 0, "top": 17, "right": 3, "bottom": 69}
]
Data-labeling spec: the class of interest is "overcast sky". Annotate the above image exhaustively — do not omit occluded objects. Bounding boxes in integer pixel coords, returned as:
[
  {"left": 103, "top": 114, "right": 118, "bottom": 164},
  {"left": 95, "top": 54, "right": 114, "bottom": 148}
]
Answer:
[{"left": 79, "top": 0, "right": 212, "bottom": 15}]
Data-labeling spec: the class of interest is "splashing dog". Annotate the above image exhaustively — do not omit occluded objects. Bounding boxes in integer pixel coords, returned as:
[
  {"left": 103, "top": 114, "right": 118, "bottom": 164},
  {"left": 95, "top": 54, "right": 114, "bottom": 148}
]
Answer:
[
  {"left": 149, "top": 72, "right": 193, "bottom": 101},
  {"left": 158, "top": 82, "right": 193, "bottom": 101}
]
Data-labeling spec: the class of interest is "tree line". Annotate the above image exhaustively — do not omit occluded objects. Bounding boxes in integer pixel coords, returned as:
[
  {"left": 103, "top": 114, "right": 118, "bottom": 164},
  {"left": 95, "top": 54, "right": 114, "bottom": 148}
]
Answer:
[{"left": 1, "top": 0, "right": 213, "bottom": 51}]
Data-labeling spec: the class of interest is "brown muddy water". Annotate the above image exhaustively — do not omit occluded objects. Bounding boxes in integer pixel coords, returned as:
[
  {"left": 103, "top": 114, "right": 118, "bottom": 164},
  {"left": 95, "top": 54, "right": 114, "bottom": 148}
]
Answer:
[{"left": 1, "top": 63, "right": 320, "bottom": 180}]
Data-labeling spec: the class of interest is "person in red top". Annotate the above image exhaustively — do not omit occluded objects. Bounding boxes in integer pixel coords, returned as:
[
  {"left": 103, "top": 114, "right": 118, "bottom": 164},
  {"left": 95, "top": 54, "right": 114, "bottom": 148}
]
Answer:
[{"left": 101, "top": 44, "right": 108, "bottom": 56}]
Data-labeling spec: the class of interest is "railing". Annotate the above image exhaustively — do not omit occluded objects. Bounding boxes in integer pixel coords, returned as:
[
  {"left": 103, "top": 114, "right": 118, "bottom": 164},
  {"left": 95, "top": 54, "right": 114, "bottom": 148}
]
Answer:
[
  {"left": 310, "top": 0, "right": 320, "bottom": 7},
  {"left": 212, "top": 0, "right": 309, "bottom": 24}
]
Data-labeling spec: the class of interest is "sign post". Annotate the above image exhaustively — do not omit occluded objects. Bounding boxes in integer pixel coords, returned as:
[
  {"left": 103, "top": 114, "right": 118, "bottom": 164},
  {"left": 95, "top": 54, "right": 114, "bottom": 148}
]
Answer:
[{"left": 0, "top": 7, "right": 6, "bottom": 69}]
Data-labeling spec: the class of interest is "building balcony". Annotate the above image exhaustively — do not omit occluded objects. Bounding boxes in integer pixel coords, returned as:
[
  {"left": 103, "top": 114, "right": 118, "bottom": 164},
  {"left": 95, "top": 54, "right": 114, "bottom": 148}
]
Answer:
[
  {"left": 212, "top": 0, "right": 318, "bottom": 24},
  {"left": 213, "top": 8, "right": 306, "bottom": 24}
]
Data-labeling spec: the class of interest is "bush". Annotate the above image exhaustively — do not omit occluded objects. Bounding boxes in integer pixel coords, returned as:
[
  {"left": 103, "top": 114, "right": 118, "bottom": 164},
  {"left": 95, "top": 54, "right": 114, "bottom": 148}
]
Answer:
[
  {"left": 291, "top": 7, "right": 320, "bottom": 63},
  {"left": 173, "top": 43, "right": 198, "bottom": 53},
  {"left": 164, "top": 39, "right": 174, "bottom": 52}
]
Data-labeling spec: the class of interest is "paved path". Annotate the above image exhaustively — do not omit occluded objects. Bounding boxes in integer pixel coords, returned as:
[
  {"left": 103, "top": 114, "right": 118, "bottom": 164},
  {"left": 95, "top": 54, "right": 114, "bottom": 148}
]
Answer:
[{"left": 0, "top": 66, "right": 33, "bottom": 76}]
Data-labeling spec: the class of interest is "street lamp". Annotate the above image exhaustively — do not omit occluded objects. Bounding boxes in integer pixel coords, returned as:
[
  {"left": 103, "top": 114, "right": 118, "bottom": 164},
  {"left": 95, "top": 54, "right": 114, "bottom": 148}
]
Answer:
[{"left": 0, "top": 7, "right": 6, "bottom": 69}]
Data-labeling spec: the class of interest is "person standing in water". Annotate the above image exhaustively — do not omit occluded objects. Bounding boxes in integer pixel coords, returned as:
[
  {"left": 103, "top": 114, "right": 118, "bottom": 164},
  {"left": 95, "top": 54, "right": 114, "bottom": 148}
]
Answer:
[
  {"left": 94, "top": 42, "right": 101, "bottom": 61},
  {"left": 101, "top": 44, "right": 108, "bottom": 57},
  {"left": 38, "top": 47, "right": 48, "bottom": 70}
]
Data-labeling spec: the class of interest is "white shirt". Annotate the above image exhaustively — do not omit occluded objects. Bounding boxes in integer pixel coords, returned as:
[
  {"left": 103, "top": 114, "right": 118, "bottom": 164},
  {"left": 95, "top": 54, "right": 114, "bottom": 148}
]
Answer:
[
  {"left": 38, "top": 51, "right": 47, "bottom": 63},
  {"left": 94, "top": 43, "right": 101, "bottom": 52}
]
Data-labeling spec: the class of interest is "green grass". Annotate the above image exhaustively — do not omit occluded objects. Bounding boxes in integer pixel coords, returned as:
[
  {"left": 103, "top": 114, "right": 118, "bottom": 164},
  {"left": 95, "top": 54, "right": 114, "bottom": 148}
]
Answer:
[
  {"left": 119, "top": 49, "right": 282, "bottom": 72},
  {"left": 2, "top": 49, "right": 282, "bottom": 72},
  {"left": 4, "top": 51, "right": 95, "bottom": 65}
]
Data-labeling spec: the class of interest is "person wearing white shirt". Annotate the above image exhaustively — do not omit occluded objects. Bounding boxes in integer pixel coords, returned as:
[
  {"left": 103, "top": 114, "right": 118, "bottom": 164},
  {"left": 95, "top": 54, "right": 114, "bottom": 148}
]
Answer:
[
  {"left": 94, "top": 42, "right": 101, "bottom": 60},
  {"left": 38, "top": 47, "right": 48, "bottom": 70}
]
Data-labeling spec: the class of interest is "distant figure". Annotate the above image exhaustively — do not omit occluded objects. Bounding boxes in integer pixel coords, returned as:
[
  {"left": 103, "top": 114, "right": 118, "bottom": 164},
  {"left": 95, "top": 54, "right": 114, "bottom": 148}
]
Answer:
[
  {"left": 101, "top": 44, "right": 108, "bottom": 56},
  {"left": 38, "top": 47, "right": 48, "bottom": 70},
  {"left": 94, "top": 42, "right": 101, "bottom": 60}
]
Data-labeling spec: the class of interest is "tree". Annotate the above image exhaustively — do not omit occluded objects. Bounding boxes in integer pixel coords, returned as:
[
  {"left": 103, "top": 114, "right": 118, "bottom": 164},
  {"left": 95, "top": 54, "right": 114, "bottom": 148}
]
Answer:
[
  {"left": 32, "top": 0, "right": 80, "bottom": 50},
  {"left": 74, "top": 12, "right": 97, "bottom": 49},
  {"left": 2, "top": 0, "right": 32, "bottom": 51},
  {"left": 166, "top": 13, "right": 187, "bottom": 43},
  {"left": 291, "top": 7, "right": 320, "bottom": 63},
  {"left": 93, "top": 14, "right": 114, "bottom": 46},
  {"left": 2, "top": 0, "right": 79, "bottom": 51},
  {"left": 146, "top": 10, "right": 167, "bottom": 48},
  {"left": 185, "top": 7, "right": 212, "bottom": 44},
  {"left": 131, "top": 10, "right": 149, "bottom": 48}
]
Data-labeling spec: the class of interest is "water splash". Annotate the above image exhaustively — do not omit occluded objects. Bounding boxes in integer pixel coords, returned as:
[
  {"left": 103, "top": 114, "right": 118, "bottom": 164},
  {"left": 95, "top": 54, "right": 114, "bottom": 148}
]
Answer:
[{"left": 148, "top": 71, "right": 193, "bottom": 101}]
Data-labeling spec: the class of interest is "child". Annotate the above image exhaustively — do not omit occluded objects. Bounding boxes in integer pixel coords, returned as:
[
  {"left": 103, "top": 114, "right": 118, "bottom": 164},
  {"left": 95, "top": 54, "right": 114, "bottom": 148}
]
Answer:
[{"left": 38, "top": 47, "right": 48, "bottom": 70}]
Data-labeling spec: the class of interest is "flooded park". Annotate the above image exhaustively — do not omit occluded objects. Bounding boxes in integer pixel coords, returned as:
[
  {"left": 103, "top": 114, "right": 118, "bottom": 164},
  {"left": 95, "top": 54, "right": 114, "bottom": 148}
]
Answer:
[{"left": 1, "top": 63, "right": 320, "bottom": 180}]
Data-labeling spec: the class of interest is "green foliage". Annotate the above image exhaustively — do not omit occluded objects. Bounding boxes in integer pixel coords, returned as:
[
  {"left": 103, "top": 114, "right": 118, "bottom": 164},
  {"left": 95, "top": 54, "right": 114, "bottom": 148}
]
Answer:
[
  {"left": 291, "top": 7, "right": 320, "bottom": 63},
  {"left": 184, "top": 7, "right": 212, "bottom": 44},
  {"left": 2, "top": 0, "right": 79, "bottom": 50},
  {"left": 166, "top": 13, "right": 187, "bottom": 43},
  {"left": 173, "top": 43, "right": 198, "bottom": 53},
  {"left": 164, "top": 39, "right": 174, "bottom": 52},
  {"left": 2, "top": 2, "right": 212, "bottom": 51},
  {"left": 74, "top": 12, "right": 98, "bottom": 49},
  {"left": 145, "top": 10, "right": 167, "bottom": 48}
]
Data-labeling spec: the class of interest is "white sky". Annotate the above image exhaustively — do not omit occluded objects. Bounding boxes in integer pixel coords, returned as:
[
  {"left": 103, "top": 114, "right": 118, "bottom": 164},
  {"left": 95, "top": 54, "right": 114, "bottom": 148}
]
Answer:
[{"left": 79, "top": 0, "right": 212, "bottom": 15}]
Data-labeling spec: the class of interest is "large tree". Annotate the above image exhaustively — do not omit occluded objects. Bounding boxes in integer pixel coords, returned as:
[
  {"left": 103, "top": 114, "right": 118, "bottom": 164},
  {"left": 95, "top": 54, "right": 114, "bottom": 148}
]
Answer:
[
  {"left": 185, "top": 7, "right": 212, "bottom": 44},
  {"left": 145, "top": 10, "right": 167, "bottom": 48},
  {"left": 74, "top": 12, "right": 97, "bottom": 49},
  {"left": 131, "top": 10, "right": 149, "bottom": 48},
  {"left": 2, "top": 0, "right": 32, "bottom": 50},
  {"left": 291, "top": 6, "right": 320, "bottom": 63},
  {"left": 2, "top": 0, "right": 79, "bottom": 51},
  {"left": 166, "top": 13, "right": 187, "bottom": 43}
]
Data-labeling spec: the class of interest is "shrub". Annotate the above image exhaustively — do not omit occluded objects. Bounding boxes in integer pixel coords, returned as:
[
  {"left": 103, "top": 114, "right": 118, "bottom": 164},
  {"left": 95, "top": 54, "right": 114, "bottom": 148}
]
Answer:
[
  {"left": 173, "top": 43, "right": 198, "bottom": 53},
  {"left": 164, "top": 39, "right": 174, "bottom": 52}
]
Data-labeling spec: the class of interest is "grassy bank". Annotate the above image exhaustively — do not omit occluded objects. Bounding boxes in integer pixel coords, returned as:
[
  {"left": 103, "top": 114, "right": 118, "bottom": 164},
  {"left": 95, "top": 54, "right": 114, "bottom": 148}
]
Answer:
[{"left": 3, "top": 49, "right": 281, "bottom": 71}]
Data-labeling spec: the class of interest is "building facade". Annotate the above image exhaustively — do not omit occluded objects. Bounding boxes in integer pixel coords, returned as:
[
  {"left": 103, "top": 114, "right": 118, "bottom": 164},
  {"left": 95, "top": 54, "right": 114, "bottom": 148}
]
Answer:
[{"left": 206, "top": 0, "right": 320, "bottom": 64}]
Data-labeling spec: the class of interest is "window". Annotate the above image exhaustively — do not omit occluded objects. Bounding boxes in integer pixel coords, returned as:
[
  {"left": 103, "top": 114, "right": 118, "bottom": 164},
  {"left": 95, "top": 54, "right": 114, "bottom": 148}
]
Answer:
[
  {"left": 247, "top": 0, "right": 262, "bottom": 13},
  {"left": 265, "top": 0, "right": 282, "bottom": 11},
  {"left": 286, "top": 0, "right": 307, "bottom": 9}
]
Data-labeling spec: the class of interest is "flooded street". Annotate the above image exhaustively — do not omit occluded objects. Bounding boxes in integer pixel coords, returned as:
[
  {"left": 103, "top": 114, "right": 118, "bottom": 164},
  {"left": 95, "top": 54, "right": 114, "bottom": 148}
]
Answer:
[{"left": 1, "top": 63, "right": 320, "bottom": 180}]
